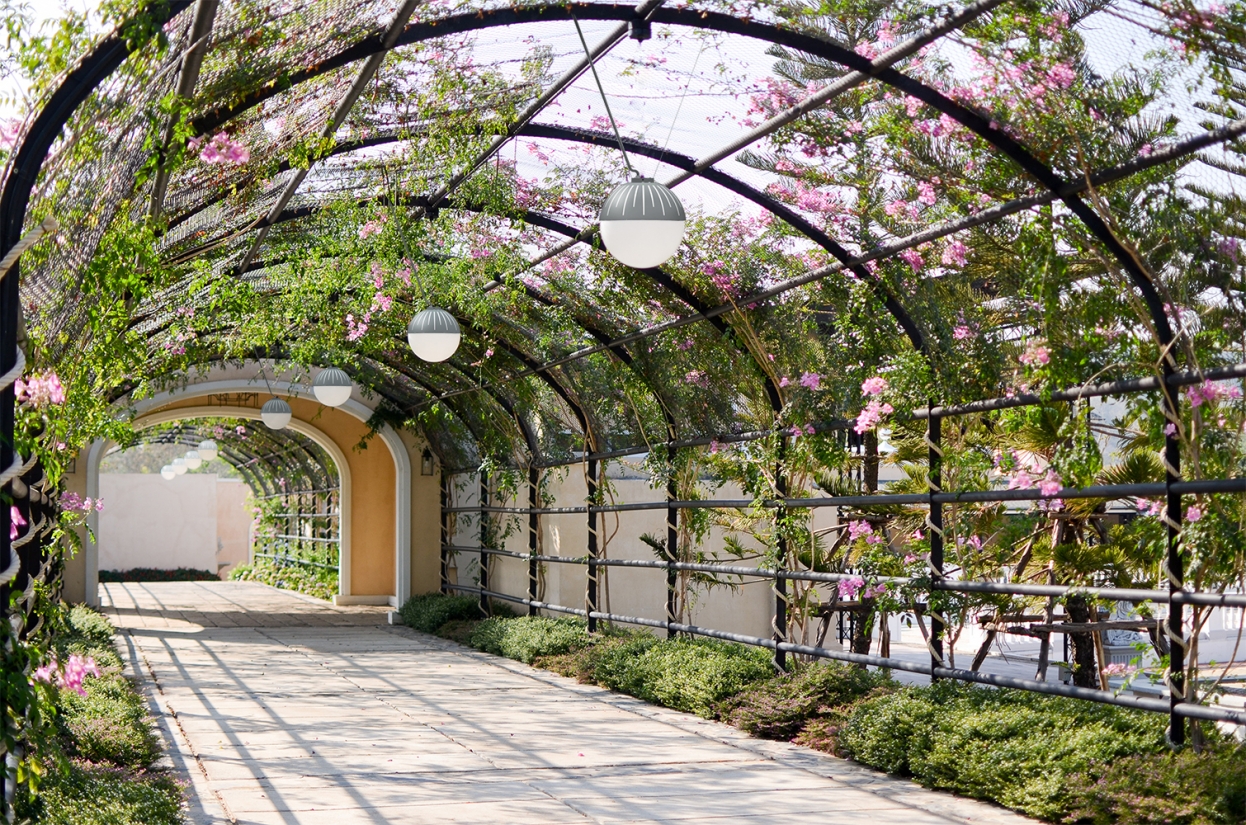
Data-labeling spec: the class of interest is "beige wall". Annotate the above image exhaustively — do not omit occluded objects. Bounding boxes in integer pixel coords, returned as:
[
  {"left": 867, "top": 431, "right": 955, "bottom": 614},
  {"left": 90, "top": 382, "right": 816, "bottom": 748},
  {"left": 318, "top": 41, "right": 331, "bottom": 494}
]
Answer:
[
  {"left": 99, "top": 473, "right": 219, "bottom": 572},
  {"left": 215, "top": 479, "right": 252, "bottom": 576}
]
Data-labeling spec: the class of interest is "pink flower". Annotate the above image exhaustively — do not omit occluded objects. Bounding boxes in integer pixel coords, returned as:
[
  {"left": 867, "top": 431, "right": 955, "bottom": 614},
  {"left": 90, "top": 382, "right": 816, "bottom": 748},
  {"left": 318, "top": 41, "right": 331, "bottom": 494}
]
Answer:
[
  {"left": 1101, "top": 663, "right": 1138, "bottom": 677},
  {"left": 0, "top": 119, "right": 20, "bottom": 151},
  {"left": 1184, "top": 380, "right": 1241, "bottom": 408},
  {"left": 847, "top": 520, "right": 873, "bottom": 541},
  {"left": 197, "top": 132, "right": 248, "bottom": 165},
  {"left": 346, "top": 313, "right": 370, "bottom": 342},
  {"left": 779, "top": 377, "right": 790, "bottom": 388},
  {"left": 1137, "top": 499, "right": 1163, "bottom": 516},
  {"left": 1186, "top": 505, "right": 1202, "bottom": 522},
  {"left": 903, "top": 553, "right": 919, "bottom": 564},
  {"left": 837, "top": 576, "right": 865, "bottom": 599},
  {"left": 15, "top": 371, "right": 66, "bottom": 407},
  {"left": 861, "top": 376, "right": 888, "bottom": 396},
  {"left": 1038, "top": 469, "right": 1062, "bottom": 497},
  {"left": 1019, "top": 342, "right": 1050, "bottom": 366},
  {"left": 953, "top": 325, "right": 975, "bottom": 341},
  {"left": 685, "top": 370, "right": 710, "bottom": 389},
  {"left": 884, "top": 199, "right": 908, "bottom": 217},
  {"left": 10, "top": 506, "right": 26, "bottom": 540},
  {"left": 854, "top": 400, "right": 894, "bottom": 434},
  {"left": 358, "top": 216, "right": 387, "bottom": 239},
  {"left": 799, "top": 372, "right": 821, "bottom": 390},
  {"left": 864, "top": 583, "right": 888, "bottom": 599},
  {"left": 1046, "top": 63, "right": 1076, "bottom": 89},
  {"left": 941, "top": 240, "right": 968, "bottom": 268},
  {"left": 899, "top": 248, "right": 923, "bottom": 272},
  {"left": 916, "top": 180, "right": 937, "bottom": 206},
  {"left": 235, "top": 425, "right": 247, "bottom": 435}
]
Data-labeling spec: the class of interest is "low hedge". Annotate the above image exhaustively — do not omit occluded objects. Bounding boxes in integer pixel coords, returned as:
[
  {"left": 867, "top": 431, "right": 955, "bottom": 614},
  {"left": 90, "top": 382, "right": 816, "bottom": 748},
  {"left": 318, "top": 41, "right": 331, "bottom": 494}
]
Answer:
[
  {"left": 18, "top": 606, "right": 183, "bottom": 825},
  {"left": 229, "top": 558, "right": 337, "bottom": 601},
  {"left": 99, "top": 568, "right": 219, "bottom": 582},
  {"left": 469, "top": 616, "right": 590, "bottom": 663},
  {"left": 719, "top": 661, "right": 892, "bottom": 740},
  {"left": 399, "top": 592, "right": 483, "bottom": 632}
]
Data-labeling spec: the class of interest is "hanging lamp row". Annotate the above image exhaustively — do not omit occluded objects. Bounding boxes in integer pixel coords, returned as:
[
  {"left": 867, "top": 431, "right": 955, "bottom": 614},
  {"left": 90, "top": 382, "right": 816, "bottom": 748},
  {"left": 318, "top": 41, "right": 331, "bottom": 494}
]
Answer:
[
  {"left": 258, "top": 18, "right": 683, "bottom": 432},
  {"left": 160, "top": 439, "right": 220, "bottom": 480}
]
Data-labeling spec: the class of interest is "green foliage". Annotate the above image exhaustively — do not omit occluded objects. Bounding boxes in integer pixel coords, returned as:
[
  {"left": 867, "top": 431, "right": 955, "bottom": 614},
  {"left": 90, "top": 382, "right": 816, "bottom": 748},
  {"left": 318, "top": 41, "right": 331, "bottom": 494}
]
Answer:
[
  {"left": 1063, "top": 743, "right": 1246, "bottom": 825},
  {"left": 840, "top": 684, "right": 1169, "bottom": 820},
  {"left": 399, "top": 592, "right": 482, "bottom": 633},
  {"left": 16, "top": 761, "right": 183, "bottom": 825},
  {"left": 468, "top": 616, "right": 590, "bottom": 664},
  {"left": 719, "top": 662, "right": 893, "bottom": 739},
  {"left": 230, "top": 559, "right": 337, "bottom": 602},
  {"left": 99, "top": 567, "right": 220, "bottom": 583},
  {"left": 591, "top": 636, "right": 773, "bottom": 718},
  {"left": 57, "top": 678, "right": 161, "bottom": 768}
]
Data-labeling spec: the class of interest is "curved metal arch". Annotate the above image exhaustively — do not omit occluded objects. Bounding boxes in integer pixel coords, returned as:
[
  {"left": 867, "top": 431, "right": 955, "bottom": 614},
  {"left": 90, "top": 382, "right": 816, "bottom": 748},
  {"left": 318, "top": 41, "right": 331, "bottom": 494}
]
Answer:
[{"left": 172, "top": 1, "right": 1173, "bottom": 351}]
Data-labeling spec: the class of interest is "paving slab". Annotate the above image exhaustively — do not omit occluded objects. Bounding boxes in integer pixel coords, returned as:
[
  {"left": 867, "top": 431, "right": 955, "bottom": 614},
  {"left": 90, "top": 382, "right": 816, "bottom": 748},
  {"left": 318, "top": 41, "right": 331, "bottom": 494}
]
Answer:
[{"left": 102, "top": 582, "right": 1037, "bottom": 825}]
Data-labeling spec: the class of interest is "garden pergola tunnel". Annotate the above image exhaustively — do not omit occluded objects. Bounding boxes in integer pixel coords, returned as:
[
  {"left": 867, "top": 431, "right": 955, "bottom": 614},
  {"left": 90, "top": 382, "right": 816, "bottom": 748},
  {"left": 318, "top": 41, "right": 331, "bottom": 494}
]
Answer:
[{"left": 1, "top": 0, "right": 1245, "bottom": 800}]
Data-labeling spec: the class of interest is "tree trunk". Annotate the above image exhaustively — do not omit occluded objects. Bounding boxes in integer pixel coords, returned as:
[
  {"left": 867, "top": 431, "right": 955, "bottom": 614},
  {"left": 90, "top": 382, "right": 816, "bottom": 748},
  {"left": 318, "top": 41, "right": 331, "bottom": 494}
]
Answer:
[
  {"left": 851, "top": 601, "right": 874, "bottom": 663},
  {"left": 864, "top": 431, "right": 879, "bottom": 493},
  {"left": 1066, "top": 596, "right": 1099, "bottom": 687}
]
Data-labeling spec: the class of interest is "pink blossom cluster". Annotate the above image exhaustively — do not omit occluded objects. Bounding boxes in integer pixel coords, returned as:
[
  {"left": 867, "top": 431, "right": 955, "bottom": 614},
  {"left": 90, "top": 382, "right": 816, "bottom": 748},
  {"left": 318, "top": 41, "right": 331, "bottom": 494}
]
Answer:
[
  {"left": 899, "top": 248, "right": 923, "bottom": 272},
  {"left": 789, "top": 424, "right": 817, "bottom": 438},
  {"left": 855, "top": 400, "right": 893, "bottom": 433},
  {"left": 861, "top": 376, "right": 888, "bottom": 396},
  {"left": 1186, "top": 505, "right": 1203, "bottom": 523},
  {"left": 10, "top": 505, "right": 25, "bottom": 540},
  {"left": 0, "top": 118, "right": 20, "bottom": 151},
  {"left": 837, "top": 575, "right": 866, "bottom": 599},
  {"left": 1101, "top": 663, "right": 1138, "bottom": 677},
  {"left": 953, "top": 324, "right": 976, "bottom": 341},
  {"left": 996, "top": 450, "right": 1062, "bottom": 496},
  {"left": 190, "top": 132, "right": 249, "bottom": 164},
  {"left": 15, "top": 371, "right": 65, "bottom": 407},
  {"left": 61, "top": 493, "right": 104, "bottom": 514},
  {"left": 1137, "top": 498, "right": 1163, "bottom": 517},
  {"left": 1019, "top": 341, "right": 1050, "bottom": 367},
  {"left": 1184, "top": 380, "right": 1242, "bottom": 408},
  {"left": 942, "top": 240, "right": 968, "bottom": 268},
  {"left": 358, "top": 215, "right": 387, "bottom": 239},
  {"left": 847, "top": 520, "right": 873, "bottom": 542},
  {"left": 685, "top": 370, "right": 710, "bottom": 389},
  {"left": 800, "top": 372, "right": 821, "bottom": 390},
  {"left": 32, "top": 653, "right": 100, "bottom": 697},
  {"left": 346, "top": 313, "right": 368, "bottom": 342},
  {"left": 702, "top": 261, "right": 741, "bottom": 296}
]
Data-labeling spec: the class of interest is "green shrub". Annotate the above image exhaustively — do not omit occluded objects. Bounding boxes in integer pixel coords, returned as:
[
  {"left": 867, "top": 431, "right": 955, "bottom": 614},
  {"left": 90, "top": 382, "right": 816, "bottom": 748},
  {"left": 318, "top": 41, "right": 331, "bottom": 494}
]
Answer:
[
  {"left": 841, "top": 683, "right": 1169, "bottom": 820},
  {"left": 399, "top": 592, "right": 482, "bottom": 632},
  {"left": 58, "top": 677, "right": 162, "bottom": 769},
  {"left": 1063, "top": 743, "right": 1246, "bottom": 825},
  {"left": 719, "top": 662, "right": 893, "bottom": 738},
  {"left": 435, "top": 619, "right": 481, "bottom": 645},
  {"left": 593, "top": 636, "right": 772, "bottom": 717},
  {"left": 468, "top": 616, "right": 591, "bottom": 663},
  {"left": 99, "top": 567, "right": 219, "bottom": 582},
  {"left": 230, "top": 559, "right": 337, "bottom": 601},
  {"left": 16, "top": 761, "right": 183, "bottom": 825}
]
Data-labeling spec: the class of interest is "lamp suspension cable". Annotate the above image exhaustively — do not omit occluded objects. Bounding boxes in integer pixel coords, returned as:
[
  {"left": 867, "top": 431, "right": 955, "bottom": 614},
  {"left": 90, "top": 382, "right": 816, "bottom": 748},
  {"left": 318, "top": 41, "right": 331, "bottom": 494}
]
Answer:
[{"left": 572, "top": 17, "right": 636, "bottom": 176}]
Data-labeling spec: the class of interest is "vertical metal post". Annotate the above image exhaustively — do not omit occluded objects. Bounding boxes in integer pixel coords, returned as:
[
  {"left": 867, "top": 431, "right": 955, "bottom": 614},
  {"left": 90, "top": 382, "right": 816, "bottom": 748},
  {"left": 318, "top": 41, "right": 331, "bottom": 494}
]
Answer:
[
  {"left": 586, "top": 457, "right": 599, "bottom": 633},
  {"left": 439, "top": 470, "right": 449, "bottom": 594},
  {"left": 927, "top": 412, "right": 945, "bottom": 676},
  {"left": 665, "top": 444, "right": 678, "bottom": 638},
  {"left": 528, "top": 465, "right": 539, "bottom": 616},
  {"left": 0, "top": 263, "right": 17, "bottom": 825},
  {"left": 773, "top": 435, "right": 788, "bottom": 672},
  {"left": 1163, "top": 378, "right": 1185, "bottom": 746},
  {"left": 479, "top": 469, "right": 489, "bottom": 616}
]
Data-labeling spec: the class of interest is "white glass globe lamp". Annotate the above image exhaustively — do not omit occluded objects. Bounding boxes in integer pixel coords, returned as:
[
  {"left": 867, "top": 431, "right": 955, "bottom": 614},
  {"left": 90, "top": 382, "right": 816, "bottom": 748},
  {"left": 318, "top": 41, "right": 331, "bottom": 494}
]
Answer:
[
  {"left": 184, "top": 450, "right": 203, "bottom": 470},
  {"left": 197, "top": 440, "right": 218, "bottom": 461},
  {"left": 172, "top": 458, "right": 188, "bottom": 475},
  {"left": 261, "top": 397, "right": 292, "bottom": 430},
  {"left": 599, "top": 176, "right": 686, "bottom": 269},
  {"left": 313, "top": 367, "right": 353, "bottom": 407},
  {"left": 407, "top": 308, "right": 461, "bottom": 362},
  {"left": 160, "top": 465, "right": 177, "bottom": 480}
]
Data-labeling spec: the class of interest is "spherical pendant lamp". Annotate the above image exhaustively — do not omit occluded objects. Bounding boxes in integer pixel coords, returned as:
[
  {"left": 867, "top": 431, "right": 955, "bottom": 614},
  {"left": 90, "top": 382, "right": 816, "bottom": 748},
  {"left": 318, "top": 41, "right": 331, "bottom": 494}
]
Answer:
[
  {"left": 261, "top": 397, "right": 292, "bottom": 430},
  {"left": 407, "top": 308, "right": 461, "bottom": 362},
  {"left": 197, "top": 440, "right": 218, "bottom": 461},
  {"left": 160, "top": 465, "right": 177, "bottom": 480},
  {"left": 172, "top": 458, "right": 188, "bottom": 475},
  {"left": 313, "top": 367, "right": 353, "bottom": 407},
  {"left": 599, "top": 177, "right": 686, "bottom": 269},
  {"left": 184, "top": 450, "right": 203, "bottom": 470}
]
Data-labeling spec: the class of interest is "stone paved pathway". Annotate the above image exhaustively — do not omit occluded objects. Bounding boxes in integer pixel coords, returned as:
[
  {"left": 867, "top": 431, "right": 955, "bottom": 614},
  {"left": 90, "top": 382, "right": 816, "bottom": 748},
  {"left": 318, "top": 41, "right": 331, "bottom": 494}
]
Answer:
[{"left": 103, "top": 582, "right": 1037, "bottom": 825}]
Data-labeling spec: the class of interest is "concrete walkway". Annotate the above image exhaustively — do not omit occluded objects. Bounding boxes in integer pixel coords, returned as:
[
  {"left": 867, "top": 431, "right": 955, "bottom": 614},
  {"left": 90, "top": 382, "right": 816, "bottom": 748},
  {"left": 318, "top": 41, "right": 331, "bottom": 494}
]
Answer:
[{"left": 103, "top": 582, "right": 1036, "bottom": 825}]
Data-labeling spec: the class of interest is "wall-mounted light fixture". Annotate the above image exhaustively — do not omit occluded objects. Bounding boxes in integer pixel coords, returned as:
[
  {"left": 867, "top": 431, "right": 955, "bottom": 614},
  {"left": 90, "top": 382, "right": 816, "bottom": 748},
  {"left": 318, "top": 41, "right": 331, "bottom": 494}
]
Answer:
[{"left": 421, "top": 448, "right": 434, "bottom": 476}]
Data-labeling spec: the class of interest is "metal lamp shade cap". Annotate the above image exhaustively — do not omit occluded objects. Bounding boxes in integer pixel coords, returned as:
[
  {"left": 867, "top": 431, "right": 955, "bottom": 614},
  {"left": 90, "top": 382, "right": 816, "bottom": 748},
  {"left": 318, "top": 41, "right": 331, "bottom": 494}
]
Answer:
[
  {"left": 261, "top": 397, "right": 293, "bottom": 430},
  {"left": 599, "top": 177, "right": 686, "bottom": 269},
  {"left": 313, "top": 367, "right": 353, "bottom": 407},
  {"left": 184, "top": 451, "right": 203, "bottom": 470},
  {"left": 172, "top": 457, "right": 188, "bottom": 475},
  {"left": 197, "top": 440, "right": 219, "bottom": 461},
  {"left": 407, "top": 308, "right": 462, "bottom": 362},
  {"left": 160, "top": 465, "right": 177, "bottom": 480}
]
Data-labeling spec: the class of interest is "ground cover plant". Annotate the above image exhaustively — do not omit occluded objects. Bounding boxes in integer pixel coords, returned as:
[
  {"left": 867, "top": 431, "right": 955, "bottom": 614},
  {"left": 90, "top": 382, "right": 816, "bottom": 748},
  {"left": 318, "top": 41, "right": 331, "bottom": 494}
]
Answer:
[
  {"left": 99, "top": 567, "right": 220, "bottom": 582},
  {"left": 229, "top": 557, "right": 337, "bottom": 601},
  {"left": 16, "top": 606, "right": 183, "bottom": 825},
  {"left": 400, "top": 593, "right": 1246, "bottom": 823}
]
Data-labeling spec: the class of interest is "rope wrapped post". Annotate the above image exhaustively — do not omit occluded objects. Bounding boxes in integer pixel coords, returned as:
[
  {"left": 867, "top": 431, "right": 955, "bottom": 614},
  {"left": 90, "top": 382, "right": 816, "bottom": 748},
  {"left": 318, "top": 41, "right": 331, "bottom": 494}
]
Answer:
[
  {"left": 1162, "top": 381, "right": 1186, "bottom": 746},
  {"left": 479, "top": 468, "right": 490, "bottom": 616},
  {"left": 439, "top": 469, "right": 449, "bottom": 594},
  {"left": 927, "top": 410, "right": 945, "bottom": 675},
  {"left": 586, "top": 457, "right": 600, "bottom": 633},
  {"left": 528, "top": 465, "right": 539, "bottom": 616},
  {"left": 665, "top": 444, "right": 678, "bottom": 638},
  {"left": 772, "top": 435, "right": 788, "bottom": 672}
]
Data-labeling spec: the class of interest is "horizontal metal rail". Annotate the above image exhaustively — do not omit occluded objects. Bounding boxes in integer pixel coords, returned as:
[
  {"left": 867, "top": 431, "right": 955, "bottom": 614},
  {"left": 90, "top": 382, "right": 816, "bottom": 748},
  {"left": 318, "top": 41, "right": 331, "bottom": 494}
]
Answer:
[
  {"left": 268, "top": 512, "right": 339, "bottom": 518},
  {"left": 260, "top": 534, "right": 340, "bottom": 543},
  {"left": 442, "top": 477, "right": 1246, "bottom": 517},
  {"left": 440, "top": 585, "right": 1246, "bottom": 727},
  {"left": 445, "top": 545, "right": 1246, "bottom": 608}
]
